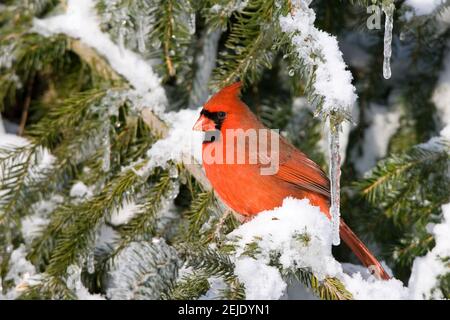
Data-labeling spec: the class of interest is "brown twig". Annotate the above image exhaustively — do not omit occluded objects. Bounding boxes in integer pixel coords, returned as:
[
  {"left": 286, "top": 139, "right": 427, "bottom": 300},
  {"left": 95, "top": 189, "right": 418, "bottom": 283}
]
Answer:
[
  {"left": 164, "top": 0, "right": 176, "bottom": 77},
  {"left": 17, "top": 76, "right": 34, "bottom": 136}
]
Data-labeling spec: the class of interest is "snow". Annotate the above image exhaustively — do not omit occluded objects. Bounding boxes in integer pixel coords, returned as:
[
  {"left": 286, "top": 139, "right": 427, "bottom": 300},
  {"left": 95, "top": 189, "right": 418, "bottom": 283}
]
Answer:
[
  {"left": 1, "top": 0, "right": 447, "bottom": 301},
  {"left": 279, "top": 0, "right": 357, "bottom": 115},
  {"left": 407, "top": 203, "right": 450, "bottom": 299},
  {"left": 21, "top": 215, "right": 48, "bottom": 243},
  {"left": 209, "top": 1, "right": 249, "bottom": 18},
  {"left": 441, "top": 125, "right": 450, "bottom": 140},
  {"left": 0, "top": 245, "right": 37, "bottom": 299},
  {"left": 405, "top": 0, "right": 444, "bottom": 16},
  {"left": 138, "top": 108, "right": 203, "bottom": 175},
  {"left": 21, "top": 195, "right": 64, "bottom": 244},
  {"left": 234, "top": 257, "right": 287, "bottom": 300},
  {"left": 0, "top": 133, "right": 55, "bottom": 198},
  {"left": 228, "top": 198, "right": 341, "bottom": 278},
  {"left": 227, "top": 197, "right": 342, "bottom": 299},
  {"left": 0, "top": 133, "right": 29, "bottom": 149},
  {"left": 109, "top": 200, "right": 140, "bottom": 226},
  {"left": 199, "top": 276, "right": 228, "bottom": 300},
  {"left": 227, "top": 197, "right": 450, "bottom": 300},
  {"left": 30, "top": 0, "right": 193, "bottom": 230},
  {"left": 106, "top": 239, "right": 179, "bottom": 300},
  {"left": 0, "top": 43, "right": 15, "bottom": 69},
  {"left": 94, "top": 224, "right": 119, "bottom": 251},
  {"left": 341, "top": 272, "right": 408, "bottom": 300},
  {"left": 32, "top": 0, "right": 167, "bottom": 115},
  {"left": 389, "top": 42, "right": 450, "bottom": 299},
  {"left": 279, "top": 0, "right": 359, "bottom": 247},
  {"left": 70, "top": 181, "right": 93, "bottom": 198},
  {"left": 5, "top": 245, "right": 36, "bottom": 288}
]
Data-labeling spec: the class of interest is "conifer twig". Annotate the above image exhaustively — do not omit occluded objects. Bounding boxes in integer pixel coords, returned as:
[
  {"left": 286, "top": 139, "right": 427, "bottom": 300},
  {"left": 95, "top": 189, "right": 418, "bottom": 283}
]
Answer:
[
  {"left": 18, "top": 76, "right": 34, "bottom": 136},
  {"left": 69, "top": 40, "right": 213, "bottom": 191}
]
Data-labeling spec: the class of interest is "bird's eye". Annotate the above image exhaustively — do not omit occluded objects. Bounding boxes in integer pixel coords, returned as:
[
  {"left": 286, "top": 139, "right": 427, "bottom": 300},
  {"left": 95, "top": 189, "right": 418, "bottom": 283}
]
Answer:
[{"left": 217, "top": 111, "right": 226, "bottom": 119}]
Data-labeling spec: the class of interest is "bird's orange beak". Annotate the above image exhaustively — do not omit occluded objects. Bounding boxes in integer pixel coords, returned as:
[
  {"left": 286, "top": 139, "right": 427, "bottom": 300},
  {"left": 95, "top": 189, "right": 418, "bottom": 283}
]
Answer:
[{"left": 193, "top": 114, "right": 216, "bottom": 131}]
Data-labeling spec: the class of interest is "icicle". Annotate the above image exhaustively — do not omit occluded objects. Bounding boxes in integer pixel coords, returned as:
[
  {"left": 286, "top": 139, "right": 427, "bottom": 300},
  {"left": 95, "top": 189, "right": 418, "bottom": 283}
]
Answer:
[
  {"left": 187, "top": 12, "right": 196, "bottom": 35},
  {"left": 0, "top": 43, "right": 16, "bottom": 69},
  {"left": 137, "top": 15, "right": 146, "bottom": 54},
  {"left": 329, "top": 119, "right": 341, "bottom": 246},
  {"left": 169, "top": 165, "right": 179, "bottom": 179},
  {"left": 86, "top": 228, "right": 96, "bottom": 274},
  {"left": 382, "top": 2, "right": 395, "bottom": 80},
  {"left": 102, "top": 125, "right": 111, "bottom": 172},
  {"left": 118, "top": 20, "right": 127, "bottom": 57},
  {"left": 86, "top": 251, "right": 95, "bottom": 274}
]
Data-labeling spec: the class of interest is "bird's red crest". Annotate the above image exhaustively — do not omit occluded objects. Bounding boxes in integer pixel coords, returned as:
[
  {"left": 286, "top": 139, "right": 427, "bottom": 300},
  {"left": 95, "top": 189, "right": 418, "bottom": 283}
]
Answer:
[{"left": 203, "top": 82, "right": 243, "bottom": 113}]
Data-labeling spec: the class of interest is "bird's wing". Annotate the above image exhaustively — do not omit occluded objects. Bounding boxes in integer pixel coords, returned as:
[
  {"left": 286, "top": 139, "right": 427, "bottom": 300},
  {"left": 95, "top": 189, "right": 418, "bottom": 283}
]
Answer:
[{"left": 259, "top": 136, "right": 330, "bottom": 199}]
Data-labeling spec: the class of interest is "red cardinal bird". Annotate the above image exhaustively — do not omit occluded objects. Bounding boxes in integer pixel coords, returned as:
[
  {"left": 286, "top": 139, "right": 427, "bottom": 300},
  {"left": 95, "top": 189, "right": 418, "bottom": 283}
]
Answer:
[{"left": 193, "top": 82, "right": 390, "bottom": 280}]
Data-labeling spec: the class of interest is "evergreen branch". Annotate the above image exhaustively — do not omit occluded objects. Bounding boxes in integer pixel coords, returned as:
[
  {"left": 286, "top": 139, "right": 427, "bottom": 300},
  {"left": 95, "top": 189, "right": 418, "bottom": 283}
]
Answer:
[
  {"left": 438, "top": 258, "right": 450, "bottom": 299},
  {"left": 178, "top": 243, "right": 236, "bottom": 281},
  {"left": 162, "top": 272, "right": 210, "bottom": 300},
  {"left": 393, "top": 233, "right": 435, "bottom": 268},
  {"left": 183, "top": 189, "right": 216, "bottom": 241},
  {"left": 17, "top": 275, "right": 76, "bottom": 300},
  {"left": 84, "top": 168, "right": 177, "bottom": 293},
  {"left": 27, "top": 89, "right": 109, "bottom": 148},
  {"left": 0, "top": 33, "right": 68, "bottom": 111},
  {"left": 0, "top": 144, "right": 38, "bottom": 219},
  {"left": 44, "top": 160, "right": 149, "bottom": 277},
  {"left": 352, "top": 140, "right": 449, "bottom": 277},
  {"left": 96, "top": 0, "right": 196, "bottom": 80},
  {"left": 357, "top": 142, "right": 449, "bottom": 203},
  {"left": 58, "top": 35, "right": 216, "bottom": 195},
  {"left": 162, "top": 0, "right": 176, "bottom": 77},
  {"left": 204, "top": 0, "right": 244, "bottom": 30},
  {"left": 212, "top": 0, "right": 278, "bottom": 88},
  {"left": 106, "top": 240, "right": 180, "bottom": 300},
  {"left": 152, "top": 0, "right": 195, "bottom": 79},
  {"left": 219, "top": 277, "right": 246, "bottom": 300},
  {"left": 118, "top": 170, "right": 174, "bottom": 243},
  {"left": 285, "top": 269, "right": 353, "bottom": 300}
]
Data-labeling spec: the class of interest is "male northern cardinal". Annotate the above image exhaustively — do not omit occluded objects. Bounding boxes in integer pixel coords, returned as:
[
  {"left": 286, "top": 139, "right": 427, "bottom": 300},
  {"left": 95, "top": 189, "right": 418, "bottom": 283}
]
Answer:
[{"left": 193, "top": 82, "right": 390, "bottom": 280}]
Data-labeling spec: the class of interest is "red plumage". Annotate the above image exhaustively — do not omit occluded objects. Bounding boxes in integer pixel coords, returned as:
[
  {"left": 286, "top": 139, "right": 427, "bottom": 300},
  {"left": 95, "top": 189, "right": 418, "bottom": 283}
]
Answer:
[{"left": 193, "top": 82, "right": 390, "bottom": 280}]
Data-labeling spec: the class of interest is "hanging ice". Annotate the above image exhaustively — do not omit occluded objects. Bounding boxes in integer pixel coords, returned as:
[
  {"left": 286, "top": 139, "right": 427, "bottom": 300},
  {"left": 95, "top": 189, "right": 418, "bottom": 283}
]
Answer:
[
  {"left": 0, "top": 43, "right": 16, "bottom": 69},
  {"left": 137, "top": 15, "right": 146, "bottom": 54},
  {"left": 329, "top": 120, "right": 341, "bottom": 246},
  {"left": 118, "top": 20, "right": 126, "bottom": 57},
  {"left": 187, "top": 12, "right": 196, "bottom": 35},
  {"left": 86, "top": 250, "right": 95, "bottom": 274},
  {"left": 102, "top": 125, "right": 111, "bottom": 172},
  {"left": 382, "top": 2, "right": 395, "bottom": 80}
]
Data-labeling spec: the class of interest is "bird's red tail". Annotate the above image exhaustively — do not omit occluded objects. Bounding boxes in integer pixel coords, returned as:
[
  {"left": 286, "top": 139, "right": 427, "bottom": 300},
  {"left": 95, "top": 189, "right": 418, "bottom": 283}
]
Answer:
[{"left": 339, "top": 220, "right": 390, "bottom": 280}]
